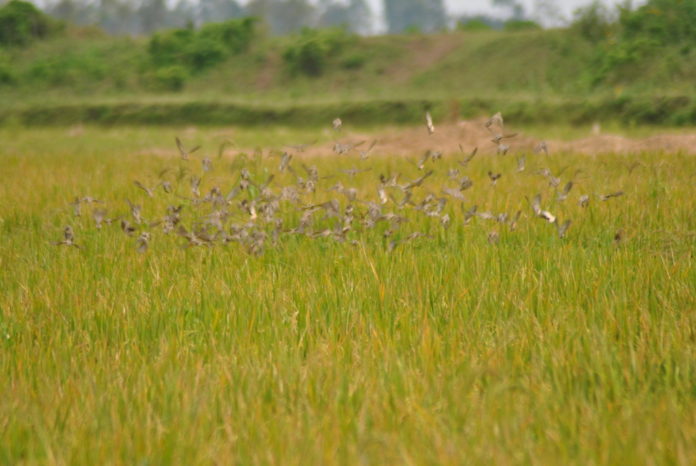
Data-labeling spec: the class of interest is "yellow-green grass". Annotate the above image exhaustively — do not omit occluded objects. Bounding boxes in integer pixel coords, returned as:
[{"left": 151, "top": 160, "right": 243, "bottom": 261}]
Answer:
[{"left": 1, "top": 126, "right": 695, "bottom": 464}]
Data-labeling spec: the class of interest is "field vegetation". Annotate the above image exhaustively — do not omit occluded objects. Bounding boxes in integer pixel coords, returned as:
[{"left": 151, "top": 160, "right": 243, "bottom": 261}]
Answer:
[{"left": 0, "top": 123, "right": 695, "bottom": 463}]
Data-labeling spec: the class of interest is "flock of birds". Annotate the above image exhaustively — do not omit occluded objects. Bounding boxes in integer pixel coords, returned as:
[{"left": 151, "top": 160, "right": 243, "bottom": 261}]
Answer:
[{"left": 55, "top": 112, "right": 626, "bottom": 254}]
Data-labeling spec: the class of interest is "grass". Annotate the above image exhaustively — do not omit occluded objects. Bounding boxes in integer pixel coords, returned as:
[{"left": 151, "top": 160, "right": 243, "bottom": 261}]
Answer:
[
  {"left": 2, "top": 25, "right": 696, "bottom": 127},
  {"left": 0, "top": 125, "right": 695, "bottom": 464}
]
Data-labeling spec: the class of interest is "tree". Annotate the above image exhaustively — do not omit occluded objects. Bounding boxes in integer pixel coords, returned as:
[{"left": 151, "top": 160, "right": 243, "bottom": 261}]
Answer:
[
  {"left": 247, "top": 0, "right": 315, "bottom": 35},
  {"left": 198, "top": 0, "right": 244, "bottom": 25},
  {"left": 384, "top": 0, "right": 447, "bottom": 34},
  {"left": 139, "top": 0, "right": 168, "bottom": 34},
  {"left": 491, "top": 0, "right": 525, "bottom": 20},
  {"left": 317, "top": 0, "right": 371, "bottom": 34},
  {"left": 532, "top": 0, "right": 564, "bottom": 27}
]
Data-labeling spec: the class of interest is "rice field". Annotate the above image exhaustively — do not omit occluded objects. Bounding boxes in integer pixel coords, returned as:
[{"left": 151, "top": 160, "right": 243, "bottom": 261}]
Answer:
[{"left": 1, "top": 125, "right": 695, "bottom": 464}]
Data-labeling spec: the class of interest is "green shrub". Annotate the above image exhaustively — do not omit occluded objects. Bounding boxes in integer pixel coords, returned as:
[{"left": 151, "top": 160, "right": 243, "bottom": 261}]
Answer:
[
  {"left": 282, "top": 28, "right": 353, "bottom": 77},
  {"left": 503, "top": 20, "right": 541, "bottom": 32},
  {"left": 340, "top": 52, "right": 366, "bottom": 70},
  {"left": 582, "top": 0, "right": 695, "bottom": 86},
  {"left": 148, "top": 28, "right": 195, "bottom": 68},
  {"left": 183, "top": 37, "right": 227, "bottom": 70},
  {"left": 26, "top": 59, "right": 74, "bottom": 85},
  {"left": 151, "top": 65, "right": 187, "bottom": 91},
  {"left": 619, "top": 0, "right": 696, "bottom": 45},
  {"left": 148, "top": 18, "right": 257, "bottom": 73},
  {"left": 572, "top": 1, "right": 614, "bottom": 43},
  {"left": 0, "top": 0, "right": 61, "bottom": 46},
  {"left": 457, "top": 19, "right": 494, "bottom": 32},
  {"left": 0, "top": 62, "right": 16, "bottom": 85},
  {"left": 198, "top": 17, "right": 257, "bottom": 54}
]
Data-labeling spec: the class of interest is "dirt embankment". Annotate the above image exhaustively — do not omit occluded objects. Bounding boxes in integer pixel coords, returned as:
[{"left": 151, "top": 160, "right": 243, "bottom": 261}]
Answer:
[
  {"left": 133, "top": 119, "right": 696, "bottom": 159},
  {"left": 306, "top": 119, "right": 696, "bottom": 158}
]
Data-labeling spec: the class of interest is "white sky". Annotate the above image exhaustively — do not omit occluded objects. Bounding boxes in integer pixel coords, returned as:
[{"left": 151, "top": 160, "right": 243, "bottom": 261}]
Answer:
[{"left": 364, "top": 0, "right": 645, "bottom": 29}]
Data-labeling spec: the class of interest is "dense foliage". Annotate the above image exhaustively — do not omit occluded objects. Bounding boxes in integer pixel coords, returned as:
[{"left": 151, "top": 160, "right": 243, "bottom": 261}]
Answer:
[
  {"left": 146, "top": 17, "right": 256, "bottom": 89},
  {"left": 574, "top": 0, "right": 696, "bottom": 86},
  {"left": 0, "top": 0, "right": 61, "bottom": 46},
  {"left": 149, "top": 18, "right": 256, "bottom": 71},
  {"left": 282, "top": 27, "right": 354, "bottom": 76}
]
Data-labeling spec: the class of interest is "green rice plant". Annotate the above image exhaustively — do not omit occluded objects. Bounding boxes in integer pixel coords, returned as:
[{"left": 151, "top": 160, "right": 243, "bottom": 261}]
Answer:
[{"left": 0, "top": 126, "right": 694, "bottom": 464}]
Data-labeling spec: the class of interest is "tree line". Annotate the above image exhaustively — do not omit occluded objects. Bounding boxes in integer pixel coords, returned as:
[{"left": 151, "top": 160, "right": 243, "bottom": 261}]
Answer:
[{"left": 3, "top": 0, "right": 538, "bottom": 36}]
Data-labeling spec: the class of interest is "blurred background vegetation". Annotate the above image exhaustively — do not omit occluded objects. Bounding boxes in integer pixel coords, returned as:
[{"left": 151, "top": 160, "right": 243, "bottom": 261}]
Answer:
[{"left": 0, "top": 0, "right": 694, "bottom": 126}]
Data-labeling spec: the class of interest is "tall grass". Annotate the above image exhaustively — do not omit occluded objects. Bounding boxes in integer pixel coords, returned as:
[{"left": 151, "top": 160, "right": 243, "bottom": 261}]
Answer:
[{"left": 0, "top": 126, "right": 695, "bottom": 464}]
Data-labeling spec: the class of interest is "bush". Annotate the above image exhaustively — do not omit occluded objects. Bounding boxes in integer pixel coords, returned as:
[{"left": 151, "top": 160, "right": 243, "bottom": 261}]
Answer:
[
  {"left": 149, "top": 29, "right": 195, "bottom": 68},
  {"left": 26, "top": 59, "right": 73, "bottom": 85},
  {"left": 340, "top": 52, "right": 366, "bottom": 70},
  {"left": 148, "top": 18, "right": 257, "bottom": 73},
  {"left": 0, "top": 0, "right": 61, "bottom": 46},
  {"left": 503, "top": 20, "right": 541, "bottom": 32},
  {"left": 0, "top": 62, "right": 16, "bottom": 85},
  {"left": 581, "top": 0, "right": 695, "bottom": 86},
  {"left": 572, "top": 1, "right": 614, "bottom": 43},
  {"left": 619, "top": 0, "right": 696, "bottom": 45},
  {"left": 198, "top": 17, "right": 256, "bottom": 54},
  {"left": 282, "top": 28, "right": 353, "bottom": 77},
  {"left": 151, "top": 65, "right": 187, "bottom": 91},
  {"left": 457, "top": 19, "right": 494, "bottom": 32},
  {"left": 183, "top": 37, "right": 227, "bottom": 70}
]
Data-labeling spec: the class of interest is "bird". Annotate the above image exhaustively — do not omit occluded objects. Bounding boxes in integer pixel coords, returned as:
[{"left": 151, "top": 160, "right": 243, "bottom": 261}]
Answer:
[
  {"left": 534, "top": 141, "right": 548, "bottom": 155},
  {"left": 485, "top": 112, "right": 504, "bottom": 132},
  {"left": 458, "top": 146, "right": 477, "bottom": 167},
  {"left": 485, "top": 112, "right": 517, "bottom": 148},
  {"left": 488, "top": 230, "right": 500, "bottom": 244},
  {"left": 530, "top": 194, "right": 556, "bottom": 223},
  {"left": 92, "top": 208, "right": 109, "bottom": 229},
  {"left": 556, "top": 219, "right": 571, "bottom": 238},
  {"left": 134, "top": 180, "right": 159, "bottom": 198},
  {"left": 557, "top": 181, "right": 574, "bottom": 201},
  {"left": 459, "top": 176, "right": 473, "bottom": 191},
  {"left": 600, "top": 191, "right": 624, "bottom": 201},
  {"left": 416, "top": 151, "right": 432, "bottom": 170},
  {"left": 359, "top": 140, "right": 378, "bottom": 160},
  {"left": 175, "top": 137, "right": 201, "bottom": 161},
  {"left": 278, "top": 152, "right": 293, "bottom": 172},
  {"left": 121, "top": 219, "right": 137, "bottom": 236},
  {"left": 190, "top": 176, "right": 201, "bottom": 198},
  {"left": 126, "top": 199, "right": 143, "bottom": 224},
  {"left": 333, "top": 141, "right": 365, "bottom": 155},
  {"left": 136, "top": 232, "right": 150, "bottom": 253},
  {"left": 517, "top": 155, "right": 526, "bottom": 172},
  {"left": 55, "top": 226, "right": 79, "bottom": 248},
  {"left": 425, "top": 111, "right": 435, "bottom": 135},
  {"left": 201, "top": 157, "right": 213, "bottom": 173},
  {"left": 402, "top": 171, "right": 433, "bottom": 190},
  {"left": 286, "top": 141, "right": 317, "bottom": 153}
]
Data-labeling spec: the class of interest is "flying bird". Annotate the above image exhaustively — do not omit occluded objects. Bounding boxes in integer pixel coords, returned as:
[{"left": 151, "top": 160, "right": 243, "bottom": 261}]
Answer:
[
  {"left": 425, "top": 111, "right": 435, "bottom": 135},
  {"left": 176, "top": 137, "right": 201, "bottom": 161}
]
